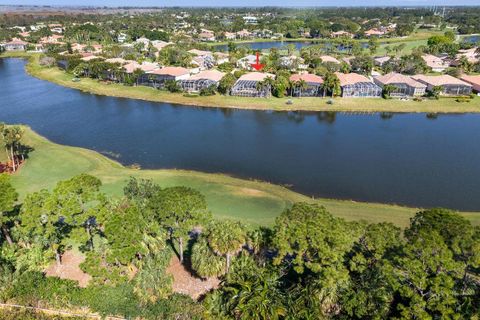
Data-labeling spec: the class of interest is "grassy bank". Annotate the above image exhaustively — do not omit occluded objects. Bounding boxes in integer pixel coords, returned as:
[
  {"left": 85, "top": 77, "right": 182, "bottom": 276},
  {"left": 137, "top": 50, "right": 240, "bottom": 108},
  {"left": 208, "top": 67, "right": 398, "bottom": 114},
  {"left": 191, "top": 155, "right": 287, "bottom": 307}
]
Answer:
[
  {"left": 3, "top": 126, "right": 480, "bottom": 227},
  {"left": 16, "top": 54, "right": 480, "bottom": 113}
]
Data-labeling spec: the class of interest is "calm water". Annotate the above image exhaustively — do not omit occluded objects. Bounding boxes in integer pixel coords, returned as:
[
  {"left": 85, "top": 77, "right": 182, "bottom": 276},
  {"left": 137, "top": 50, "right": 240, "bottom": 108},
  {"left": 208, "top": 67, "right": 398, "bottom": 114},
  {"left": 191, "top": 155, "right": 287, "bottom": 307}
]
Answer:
[
  {"left": 214, "top": 40, "right": 369, "bottom": 52},
  {"left": 1, "top": 58, "right": 480, "bottom": 211},
  {"left": 214, "top": 41, "right": 314, "bottom": 51}
]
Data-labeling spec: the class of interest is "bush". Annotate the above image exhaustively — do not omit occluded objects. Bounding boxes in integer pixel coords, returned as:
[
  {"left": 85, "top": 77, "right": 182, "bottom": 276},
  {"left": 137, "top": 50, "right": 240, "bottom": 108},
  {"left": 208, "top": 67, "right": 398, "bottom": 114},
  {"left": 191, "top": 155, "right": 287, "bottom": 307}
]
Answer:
[{"left": 455, "top": 97, "right": 471, "bottom": 103}]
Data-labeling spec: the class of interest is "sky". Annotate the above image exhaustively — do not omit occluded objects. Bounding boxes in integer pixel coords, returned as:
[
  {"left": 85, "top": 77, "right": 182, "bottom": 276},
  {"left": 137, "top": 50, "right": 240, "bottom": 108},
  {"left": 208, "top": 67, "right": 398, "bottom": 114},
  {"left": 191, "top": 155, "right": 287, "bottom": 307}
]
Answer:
[{"left": 0, "top": 0, "right": 479, "bottom": 7}]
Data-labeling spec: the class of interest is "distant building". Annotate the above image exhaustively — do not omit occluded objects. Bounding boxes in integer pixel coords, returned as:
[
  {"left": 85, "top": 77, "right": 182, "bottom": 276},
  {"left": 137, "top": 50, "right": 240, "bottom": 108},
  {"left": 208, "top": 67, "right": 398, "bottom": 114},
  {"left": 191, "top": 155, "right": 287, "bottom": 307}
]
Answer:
[
  {"left": 331, "top": 31, "right": 354, "bottom": 39},
  {"left": 335, "top": 72, "right": 382, "bottom": 98},
  {"left": 412, "top": 74, "right": 472, "bottom": 96},
  {"left": 319, "top": 55, "right": 341, "bottom": 64},
  {"left": 374, "top": 56, "right": 392, "bottom": 67},
  {"left": 374, "top": 72, "right": 427, "bottom": 97},
  {"left": 117, "top": 33, "right": 127, "bottom": 43},
  {"left": 3, "top": 38, "right": 28, "bottom": 51},
  {"left": 237, "top": 54, "right": 261, "bottom": 70},
  {"left": 364, "top": 28, "right": 385, "bottom": 37},
  {"left": 243, "top": 16, "right": 258, "bottom": 25},
  {"left": 422, "top": 54, "right": 449, "bottom": 73}
]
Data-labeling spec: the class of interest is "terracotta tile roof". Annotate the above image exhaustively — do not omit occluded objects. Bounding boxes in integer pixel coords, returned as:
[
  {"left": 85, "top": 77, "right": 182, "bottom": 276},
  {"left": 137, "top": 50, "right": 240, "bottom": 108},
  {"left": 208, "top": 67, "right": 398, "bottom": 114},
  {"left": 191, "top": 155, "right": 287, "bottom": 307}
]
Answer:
[
  {"left": 320, "top": 55, "right": 340, "bottom": 64},
  {"left": 290, "top": 73, "right": 324, "bottom": 84},
  {"left": 412, "top": 74, "right": 472, "bottom": 87},
  {"left": 105, "top": 58, "right": 127, "bottom": 64},
  {"left": 375, "top": 72, "right": 426, "bottom": 88},
  {"left": 123, "top": 61, "right": 159, "bottom": 73},
  {"left": 6, "top": 38, "right": 27, "bottom": 45},
  {"left": 238, "top": 72, "right": 275, "bottom": 82},
  {"left": 188, "top": 49, "right": 212, "bottom": 56},
  {"left": 335, "top": 72, "right": 372, "bottom": 86},
  {"left": 188, "top": 69, "right": 225, "bottom": 82},
  {"left": 421, "top": 54, "right": 449, "bottom": 70},
  {"left": 151, "top": 66, "right": 190, "bottom": 76},
  {"left": 460, "top": 75, "right": 480, "bottom": 90}
]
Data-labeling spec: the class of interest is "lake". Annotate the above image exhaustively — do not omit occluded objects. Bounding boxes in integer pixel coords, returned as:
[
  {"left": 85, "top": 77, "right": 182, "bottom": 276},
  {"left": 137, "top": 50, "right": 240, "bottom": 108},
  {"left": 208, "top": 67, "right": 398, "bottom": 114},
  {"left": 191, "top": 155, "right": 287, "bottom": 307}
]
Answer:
[
  {"left": 213, "top": 40, "right": 315, "bottom": 51},
  {"left": 1, "top": 58, "right": 480, "bottom": 211}
]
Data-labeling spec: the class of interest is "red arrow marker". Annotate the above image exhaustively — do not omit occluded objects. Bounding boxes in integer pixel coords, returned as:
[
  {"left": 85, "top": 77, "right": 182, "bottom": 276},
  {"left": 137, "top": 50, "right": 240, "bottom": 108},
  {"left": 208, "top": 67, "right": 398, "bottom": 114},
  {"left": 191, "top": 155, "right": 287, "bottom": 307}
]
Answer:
[{"left": 250, "top": 51, "right": 265, "bottom": 71}]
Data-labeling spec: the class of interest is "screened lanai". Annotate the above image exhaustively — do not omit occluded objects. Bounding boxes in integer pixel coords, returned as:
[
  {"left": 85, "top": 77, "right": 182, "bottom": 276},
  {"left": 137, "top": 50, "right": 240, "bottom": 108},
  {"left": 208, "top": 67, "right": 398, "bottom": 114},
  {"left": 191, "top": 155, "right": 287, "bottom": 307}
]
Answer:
[
  {"left": 341, "top": 82, "right": 382, "bottom": 98},
  {"left": 230, "top": 80, "right": 271, "bottom": 98},
  {"left": 179, "top": 78, "right": 217, "bottom": 92}
]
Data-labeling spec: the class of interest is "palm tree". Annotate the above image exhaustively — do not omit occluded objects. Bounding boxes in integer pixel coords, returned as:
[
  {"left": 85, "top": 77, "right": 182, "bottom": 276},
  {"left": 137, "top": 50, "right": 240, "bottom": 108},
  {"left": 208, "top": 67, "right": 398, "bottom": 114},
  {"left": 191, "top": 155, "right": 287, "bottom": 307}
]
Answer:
[
  {"left": 322, "top": 72, "right": 341, "bottom": 98},
  {"left": 382, "top": 84, "right": 398, "bottom": 99},
  {"left": 1, "top": 126, "right": 23, "bottom": 172},
  {"left": 295, "top": 79, "right": 308, "bottom": 98},
  {"left": 207, "top": 220, "right": 246, "bottom": 273}
]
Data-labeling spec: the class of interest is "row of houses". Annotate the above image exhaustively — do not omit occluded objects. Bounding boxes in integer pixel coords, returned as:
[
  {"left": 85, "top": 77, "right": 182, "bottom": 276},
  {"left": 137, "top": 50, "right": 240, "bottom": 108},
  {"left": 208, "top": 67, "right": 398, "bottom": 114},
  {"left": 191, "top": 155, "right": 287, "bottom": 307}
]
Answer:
[{"left": 70, "top": 52, "right": 479, "bottom": 98}]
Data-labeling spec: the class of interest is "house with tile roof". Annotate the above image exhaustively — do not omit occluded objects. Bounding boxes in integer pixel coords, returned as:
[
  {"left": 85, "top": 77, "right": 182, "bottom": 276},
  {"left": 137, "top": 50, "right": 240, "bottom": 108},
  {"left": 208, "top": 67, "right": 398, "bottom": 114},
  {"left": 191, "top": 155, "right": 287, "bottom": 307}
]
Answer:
[
  {"left": 421, "top": 54, "right": 449, "bottom": 72},
  {"left": 289, "top": 73, "right": 324, "bottom": 97},
  {"left": 460, "top": 75, "right": 480, "bottom": 93},
  {"left": 374, "top": 72, "right": 427, "bottom": 97},
  {"left": 139, "top": 66, "right": 191, "bottom": 88},
  {"left": 335, "top": 72, "right": 382, "bottom": 98},
  {"left": 412, "top": 74, "right": 472, "bottom": 96},
  {"left": 180, "top": 69, "right": 226, "bottom": 92},
  {"left": 231, "top": 72, "right": 275, "bottom": 97}
]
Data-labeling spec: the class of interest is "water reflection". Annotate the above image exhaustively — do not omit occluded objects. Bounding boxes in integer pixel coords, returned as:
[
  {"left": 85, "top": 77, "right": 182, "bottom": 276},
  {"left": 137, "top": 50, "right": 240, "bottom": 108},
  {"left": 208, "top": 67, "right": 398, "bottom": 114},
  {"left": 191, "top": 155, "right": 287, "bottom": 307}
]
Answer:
[{"left": 2, "top": 58, "right": 480, "bottom": 211}]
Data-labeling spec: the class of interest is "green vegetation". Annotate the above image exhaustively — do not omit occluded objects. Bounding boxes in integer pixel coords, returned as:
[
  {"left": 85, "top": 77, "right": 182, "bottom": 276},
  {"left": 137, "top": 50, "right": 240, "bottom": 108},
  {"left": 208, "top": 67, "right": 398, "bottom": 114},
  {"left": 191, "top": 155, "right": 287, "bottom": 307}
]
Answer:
[
  {"left": 16, "top": 54, "right": 480, "bottom": 113},
  {"left": 10, "top": 125, "right": 474, "bottom": 228}
]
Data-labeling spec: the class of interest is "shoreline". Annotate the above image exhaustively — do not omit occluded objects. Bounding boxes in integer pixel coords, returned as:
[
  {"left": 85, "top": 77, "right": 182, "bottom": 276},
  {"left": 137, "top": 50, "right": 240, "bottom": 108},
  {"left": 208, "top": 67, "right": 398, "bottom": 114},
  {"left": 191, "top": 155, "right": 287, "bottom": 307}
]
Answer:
[
  {"left": 7, "top": 126, "right": 480, "bottom": 227},
  {"left": 3, "top": 52, "right": 480, "bottom": 114}
]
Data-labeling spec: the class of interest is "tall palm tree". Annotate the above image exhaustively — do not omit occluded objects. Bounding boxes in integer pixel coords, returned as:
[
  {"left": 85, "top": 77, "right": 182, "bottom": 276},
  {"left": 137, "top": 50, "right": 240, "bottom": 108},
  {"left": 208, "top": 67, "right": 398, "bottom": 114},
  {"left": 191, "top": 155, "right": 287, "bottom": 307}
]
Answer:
[
  {"left": 207, "top": 220, "right": 246, "bottom": 273},
  {"left": 322, "top": 72, "right": 341, "bottom": 98},
  {"left": 295, "top": 79, "right": 308, "bottom": 98}
]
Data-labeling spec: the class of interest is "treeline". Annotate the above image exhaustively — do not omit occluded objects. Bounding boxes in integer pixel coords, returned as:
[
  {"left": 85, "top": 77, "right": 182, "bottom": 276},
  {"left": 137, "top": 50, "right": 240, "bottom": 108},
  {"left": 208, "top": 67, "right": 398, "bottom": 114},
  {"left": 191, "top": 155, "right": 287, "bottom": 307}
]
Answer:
[{"left": 0, "top": 173, "right": 479, "bottom": 319}]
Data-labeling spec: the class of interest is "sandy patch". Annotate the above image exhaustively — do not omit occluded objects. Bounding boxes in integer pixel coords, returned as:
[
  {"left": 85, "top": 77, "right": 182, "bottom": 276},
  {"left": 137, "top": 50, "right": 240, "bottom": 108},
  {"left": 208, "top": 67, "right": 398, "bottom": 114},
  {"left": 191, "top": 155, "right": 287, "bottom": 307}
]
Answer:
[
  {"left": 45, "top": 250, "right": 92, "bottom": 288},
  {"left": 166, "top": 257, "right": 220, "bottom": 300}
]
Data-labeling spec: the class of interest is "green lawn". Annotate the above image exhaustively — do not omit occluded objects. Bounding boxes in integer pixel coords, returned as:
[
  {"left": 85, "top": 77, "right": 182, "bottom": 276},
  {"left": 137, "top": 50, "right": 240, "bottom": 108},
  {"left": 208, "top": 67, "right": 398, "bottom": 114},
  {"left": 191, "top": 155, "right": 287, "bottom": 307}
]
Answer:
[
  {"left": 17, "top": 54, "right": 480, "bottom": 114},
  {"left": 3, "top": 127, "right": 479, "bottom": 228}
]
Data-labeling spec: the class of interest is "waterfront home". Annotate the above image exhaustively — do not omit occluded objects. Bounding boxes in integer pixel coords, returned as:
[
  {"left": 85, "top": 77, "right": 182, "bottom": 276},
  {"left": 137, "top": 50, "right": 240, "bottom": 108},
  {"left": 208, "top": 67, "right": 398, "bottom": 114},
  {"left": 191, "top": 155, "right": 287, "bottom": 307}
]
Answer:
[
  {"left": 198, "top": 29, "right": 216, "bottom": 42},
  {"left": 412, "top": 74, "right": 472, "bottom": 96},
  {"left": 365, "top": 28, "right": 385, "bottom": 37},
  {"left": 459, "top": 75, "right": 480, "bottom": 93},
  {"left": 231, "top": 72, "right": 275, "bottom": 97},
  {"left": 335, "top": 72, "right": 382, "bottom": 98},
  {"left": 224, "top": 32, "right": 236, "bottom": 40},
  {"left": 374, "top": 72, "right": 427, "bottom": 97},
  {"left": 331, "top": 31, "right": 354, "bottom": 39},
  {"left": 236, "top": 29, "right": 253, "bottom": 39},
  {"left": 289, "top": 73, "right": 324, "bottom": 97},
  {"left": 139, "top": 66, "right": 190, "bottom": 88},
  {"left": 421, "top": 54, "right": 449, "bottom": 72},
  {"left": 3, "top": 38, "right": 28, "bottom": 51},
  {"left": 179, "top": 69, "right": 225, "bottom": 93}
]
